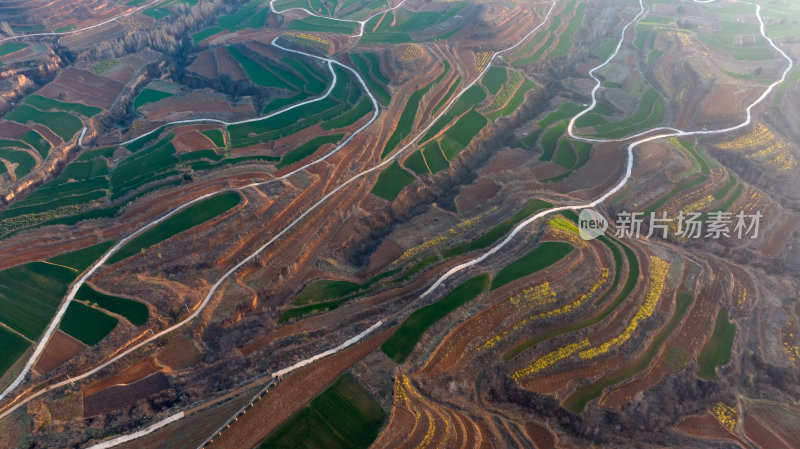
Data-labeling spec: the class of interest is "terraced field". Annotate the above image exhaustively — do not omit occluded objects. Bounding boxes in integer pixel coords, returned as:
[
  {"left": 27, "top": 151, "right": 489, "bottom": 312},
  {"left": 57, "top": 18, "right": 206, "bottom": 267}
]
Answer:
[{"left": 0, "top": 0, "right": 797, "bottom": 448}]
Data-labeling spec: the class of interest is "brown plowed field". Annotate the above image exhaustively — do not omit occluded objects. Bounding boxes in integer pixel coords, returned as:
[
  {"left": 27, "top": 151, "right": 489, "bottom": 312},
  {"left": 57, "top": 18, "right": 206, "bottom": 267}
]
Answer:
[
  {"left": 483, "top": 148, "right": 531, "bottom": 176},
  {"left": 455, "top": 178, "right": 500, "bottom": 214},
  {"left": 419, "top": 246, "right": 599, "bottom": 377},
  {"left": 188, "top": 49, "right": 218, "bottom": 78},
  {"left": 84, "top": 357, "right": 161, "bottom": 397},
  {"left": 239, "top": 254, "right": 467, "bottom": 357},
  {"left": 214, "top": 46, "right": 246, "bottom": 82},
  {"left": 743, "top": 413, "right": 794, "bottom": 449},
  {"left": 0, "top": 234, "right": 103, "bottom": 271},
  {"left": 33, "top": 330, "right": 85, "bottom": 374},
  {"left": 745, "top": 401, "right": 800, "bottom": 449},
  {"left": 372, "top": 373, "right": 491, "bottom": 449},
  {"left": 141, "top": 90, "right": 254, "bottom": 122},
  {"left": 60, "top": 23, "right": 129, "bottom": 51},
  {"left": 37, "top": 67, "right": 123, "bottom": 109},
  {"left": 675, "top": 413, "right": 748, "bottom": 448},
  {"left": 698, "top": 84, "right": 761, "bottom": 125},
  {"left": 0, "top": 121, "right": 35, "bottom": 139},
  {"left": 525, "top": 421, "right": 556, "bottom": 449},
  {"left": 520, "top": 355, "right": 622, "bottom": 397},
  {"left": 156, "top": 337, "right": 202, "bottom": 371},
  {"left": 114, "top": 385, "right": 261, "bottom": 449},
  {"left": 47, "top": 392, "right": 83, "bottom": 422},
  {"left": 172, "top": 130, "right": 216, "bottom": 153}
]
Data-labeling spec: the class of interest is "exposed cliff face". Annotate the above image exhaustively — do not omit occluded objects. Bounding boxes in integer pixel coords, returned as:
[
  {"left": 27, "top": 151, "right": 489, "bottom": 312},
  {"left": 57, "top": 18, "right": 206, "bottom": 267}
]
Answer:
[
  {"left": 1, "top": 137, "right": 79, "bottom": 204},
  {"left": 0, "top": 73, "right": 35, "bottom": 115},
  {"left": 0, "top": 46, "right": 62, "bottom": 112}
]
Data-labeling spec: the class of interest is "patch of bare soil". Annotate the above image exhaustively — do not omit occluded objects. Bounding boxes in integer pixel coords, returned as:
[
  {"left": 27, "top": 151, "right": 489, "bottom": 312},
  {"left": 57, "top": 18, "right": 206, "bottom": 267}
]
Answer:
[
  {"left": 33, "top": 331, "right": 85, "bottom": 375},
  {"left": 455, "top": 178, "right": 500, "bottom": 214}
]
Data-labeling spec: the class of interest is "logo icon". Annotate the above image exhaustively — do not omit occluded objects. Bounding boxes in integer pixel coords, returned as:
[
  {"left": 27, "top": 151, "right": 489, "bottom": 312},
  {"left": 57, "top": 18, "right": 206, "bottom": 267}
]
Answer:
[{"left": 578, "top": 209, "right": 608, "bottom": 241}]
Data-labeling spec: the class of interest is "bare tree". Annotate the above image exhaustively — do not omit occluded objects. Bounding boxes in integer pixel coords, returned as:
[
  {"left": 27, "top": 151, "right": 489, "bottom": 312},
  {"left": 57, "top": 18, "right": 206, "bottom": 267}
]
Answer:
[{"left": 0, "top": 21, "right": 14, "bottom": 37}]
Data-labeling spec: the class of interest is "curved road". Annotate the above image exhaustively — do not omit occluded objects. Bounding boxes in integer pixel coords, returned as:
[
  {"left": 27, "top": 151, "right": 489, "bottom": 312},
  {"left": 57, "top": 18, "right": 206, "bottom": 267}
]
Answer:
[
  {"left": 0, "top": 0, "right": 169, "bottom": 43},
  {"left": 0, "top": 0, "right": 792, "bottom": 446},
  {"left": 419, "top": 0, "right": 793, "bottom": 298},
  {"left": 0, "top": 0, "right": 557, "bottom": 412},
  {"left": 269, "top": 0, "right": 408, "bottom": 38}
]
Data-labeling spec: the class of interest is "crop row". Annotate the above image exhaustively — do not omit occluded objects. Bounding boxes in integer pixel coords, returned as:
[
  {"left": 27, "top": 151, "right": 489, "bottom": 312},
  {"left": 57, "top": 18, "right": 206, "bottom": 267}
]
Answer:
[
  {"left": 350, "top": 52, "right": 390, "bottom": 105},
  {"left": 717, "top": 123, "right": 795, "bottom": 171},
  {"left": 491, "top": 241, "right": 573, "bottom": 290},
  {"left": 382, "top": 59, "right": 450, "bottom": 157},
  {"left": 579, "top": 256, "right": 669, "bottom": 360},
  {"left": 482, "top": 70, "right": 524, "bottom": 114},
  {"left": 6, "top": 105, "right": 83, "bottom": 142},
  {"left": 502, "top": 234, "right": 637, "bottom": 361},
  {"left": 419, "top": 85, "right": 486, "bottom": 143},
  {"left": 480, "top": 269, "right": 608, "bottom": 352},
  {"left": 107, "top": 191, "right": 241, "bottom": 264},
  {"left": 381, "top": 274, "right": 490, "bottom": 363},
  {"left": 477, "top": 282, "right": 557, "bottom": 352},
  {"left": 511, "top": 339, "right": 590, "bottom": 381},
  {"left": 563, "top": 291, "right": 695, "bottom": 413}
]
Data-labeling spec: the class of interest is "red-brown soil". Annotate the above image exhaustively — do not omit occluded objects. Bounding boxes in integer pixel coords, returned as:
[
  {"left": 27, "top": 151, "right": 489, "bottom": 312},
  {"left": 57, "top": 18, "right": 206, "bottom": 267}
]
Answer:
[
  {"left": 372, "top": 373, "right": 491, "bottom": 449},
  {"left": 172, "top": 130, "right": 216, "bottom": 153},
  {"left": 744, "top": 401, "right": 800, "bottom": 449},
  {"left": 601, "top": 270, "right": 724, "bottom": 409},
  {"left": 366, "top": 237, "right": 404, "bottom": 275},
  {"left": 455, "top": 177, "right": 500, "bottom": 214},
  {"left": 16, "top": 0, "right": 126, "bottom": 31},
  {"left": 542, "top": 141, "right": 627, "bottom": 201},
  {"left": 113, "top": 385, "right": 261, "bottom": 449},
  {"left": 156, "top": 337, "right": 202, "bottom": 371},
  {"left": 214, "top": 46, "right": 247, "bottom": 82},
  {"left": 36, "top": 67, "right": 123, "bottom": 109},
  {"left": 698, "top": 84, "right": 762, "bottom": 124},
  {"left": 675, "top": 413, "right": 748, "bottom": 448},
  {"left": 743, "top": 413, "right": 794, "bottom": 449},
  {"left": 84, "top": 357, "right": 161, "bottom": 397},
  {"left": 188, "top": 50, "right": 218, "bottom": 79},
  {"left": 61, "top": 23, "right": 129, "bottom": 51},
  {"left": 0, "top": 408, "right": 27, "bottom": 449},
  {"left": 419, "top": 246, "right": 598, "bottom": 377},
  {"left": 0, "top": 121, "right": 33, "bottom": 139},
  {"left": 483, "top": 148, "right": 532, "bottom": 176},
  {"left": 33, "top": 330, "right": 85, "bottom": 375},
  {"left": 524, "top": 421, "right": 557, "bottom": 449},
  {"left": 520, "top": 356, "right": 622, "bottom": 397},
  {"left": 239, "top": 257, "right": 467, "bottom": 356},
  {"left": 140, "top": 90, "right": 254, "bottom": 122}
]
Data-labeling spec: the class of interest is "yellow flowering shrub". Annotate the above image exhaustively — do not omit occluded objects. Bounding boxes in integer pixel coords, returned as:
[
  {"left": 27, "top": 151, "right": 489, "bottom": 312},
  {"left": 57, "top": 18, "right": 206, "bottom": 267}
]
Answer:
[
  {"left": 717, "top": 123, "right": 795, "bottom": 171},
  {"left": 579, "top": 257, "right": 669, "bottom": 360},
  {"left": 475, "top": 51, "right": 492, "bottom": 71},
  {"left": 711, "top": 402, "right": 737, "bottom": 433},
  {"left": 478, "top": 269, "right": 608, "bottom": 352},
  {"left": 400, "top": 44, "right": 425, "bottom": 61},
  {"left": 512, "top": 339, "right": 590, "bottom": 380}
]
